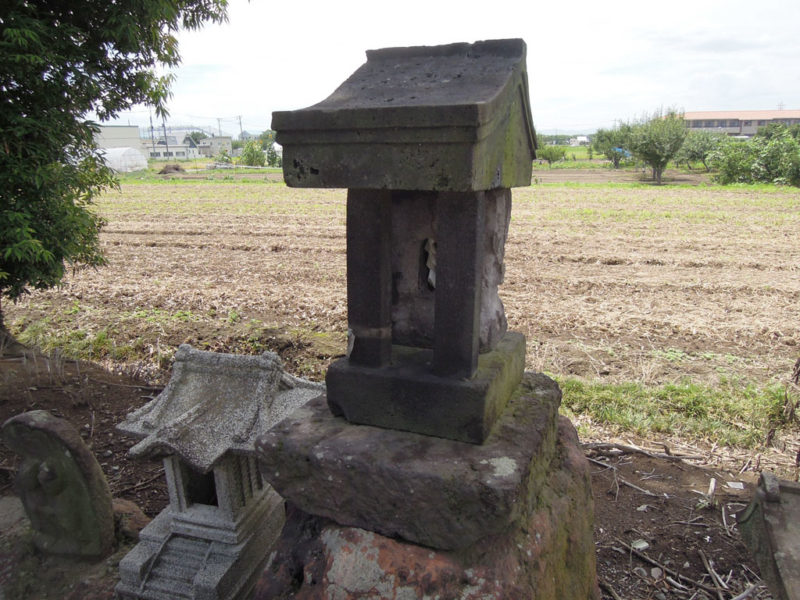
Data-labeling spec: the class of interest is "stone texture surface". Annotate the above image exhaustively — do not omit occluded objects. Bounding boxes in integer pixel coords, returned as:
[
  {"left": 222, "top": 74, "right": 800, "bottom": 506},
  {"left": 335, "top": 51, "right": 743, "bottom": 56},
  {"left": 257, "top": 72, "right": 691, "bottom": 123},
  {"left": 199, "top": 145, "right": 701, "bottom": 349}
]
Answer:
[
  {"left": 119, "top": 344, "right": 324, "bottom": 471},
  {"left": 273, "top": 39, "right": 536, "bottom": 191},
  {"left": 738, "top": 472, "right": 800, "bottom": 600},
  {"left": 1, "top": 410, "right": 114, "bottom": 558},
  {"left": 258, "top": 371, "right": 558, "bottom": 550},
  {"left": 253, "top": 417, "right": 599, "bottom": 600},
  {"left": 116, "top": 346, "right": 321, "bottom": 600},
  {"left": 325, "top": 331, "right": 525, "bottom": 444},
  {"left": 479, "top": 189, "right": 512, "bottom": 350},
  {"left": 117, "top": 490, "right": 286, "bottom": 600},
  {"left": 389, "top": 189, "right": 511, "bottom": 353}
]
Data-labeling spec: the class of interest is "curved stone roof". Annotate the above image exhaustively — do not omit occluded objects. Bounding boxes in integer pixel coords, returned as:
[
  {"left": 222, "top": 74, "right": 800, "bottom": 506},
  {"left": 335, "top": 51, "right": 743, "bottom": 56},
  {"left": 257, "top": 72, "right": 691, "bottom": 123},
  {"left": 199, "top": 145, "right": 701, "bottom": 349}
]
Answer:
[{"left": 118, "top": 345, "right": 323, "bottom": 472}]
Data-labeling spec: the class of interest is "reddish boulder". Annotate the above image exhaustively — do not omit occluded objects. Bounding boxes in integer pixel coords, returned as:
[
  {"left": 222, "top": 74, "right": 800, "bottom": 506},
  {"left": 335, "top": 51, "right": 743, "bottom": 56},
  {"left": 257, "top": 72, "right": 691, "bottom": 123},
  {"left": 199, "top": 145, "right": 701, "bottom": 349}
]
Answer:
[{"left": 254, "top": 417, "right": 599, "bottom": 600}]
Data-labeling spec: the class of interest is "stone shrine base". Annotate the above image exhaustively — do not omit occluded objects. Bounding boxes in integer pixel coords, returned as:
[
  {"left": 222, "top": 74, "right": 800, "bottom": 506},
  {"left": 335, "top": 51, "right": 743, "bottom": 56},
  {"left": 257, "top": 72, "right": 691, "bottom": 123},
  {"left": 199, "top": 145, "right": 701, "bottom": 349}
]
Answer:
[{"left": 254, "top": 374, "right": 599, "bottom": 599}]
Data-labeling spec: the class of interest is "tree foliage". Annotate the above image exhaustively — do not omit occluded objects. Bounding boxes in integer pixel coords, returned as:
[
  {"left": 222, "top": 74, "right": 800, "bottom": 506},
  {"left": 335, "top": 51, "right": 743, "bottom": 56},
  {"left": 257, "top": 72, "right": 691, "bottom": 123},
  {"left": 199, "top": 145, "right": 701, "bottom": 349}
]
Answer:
[
  {"left": 592, "top": 126, "right": 632, "bottom": 168},
  {"left": 239, "top": 140, "right": 266, "bottom": 167},
  {"left": 711, "top": 127, "right": 800, "bottom": 186},
  {"left": 0, "top": 0, "right": 227, "bottom": 317},
  {"left": 536, "top": 145, "right": 568, "bottom": 166},
  {"left": 627, "top": 110, "right": 687, "bottom": 184},
  {"left": 756, "top": 122, "right": 800, "bottom": 141},
  {"left": 266, "top": 145, "right": 282, "bottom": 168},
  {"left": 187, "top": 130, "right": 208, "bottom": 144},
  {"left": 675, "top": 130, "right": 725, "bottom": 172},
  {"left": 259, "top": 130, "right": 277, "bottom": 148}
]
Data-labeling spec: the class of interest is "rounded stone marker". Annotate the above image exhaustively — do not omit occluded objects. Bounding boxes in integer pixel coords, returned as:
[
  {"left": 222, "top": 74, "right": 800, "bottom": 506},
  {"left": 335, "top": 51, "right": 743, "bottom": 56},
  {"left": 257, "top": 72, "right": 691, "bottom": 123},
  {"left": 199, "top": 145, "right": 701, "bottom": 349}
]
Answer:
[{"left": 2, "top": 410, "right": 114, "bottom": 558}]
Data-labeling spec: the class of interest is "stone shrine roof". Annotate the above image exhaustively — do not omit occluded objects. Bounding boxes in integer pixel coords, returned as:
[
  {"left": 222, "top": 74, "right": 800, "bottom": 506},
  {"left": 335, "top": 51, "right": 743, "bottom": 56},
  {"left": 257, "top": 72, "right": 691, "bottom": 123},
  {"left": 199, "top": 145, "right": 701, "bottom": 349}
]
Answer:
[
  {"left": 273, "top": 39, "right": 536, "bottom": 191},
  {"left": 118, "top": 345, "right": 323, "bottom": 472}
]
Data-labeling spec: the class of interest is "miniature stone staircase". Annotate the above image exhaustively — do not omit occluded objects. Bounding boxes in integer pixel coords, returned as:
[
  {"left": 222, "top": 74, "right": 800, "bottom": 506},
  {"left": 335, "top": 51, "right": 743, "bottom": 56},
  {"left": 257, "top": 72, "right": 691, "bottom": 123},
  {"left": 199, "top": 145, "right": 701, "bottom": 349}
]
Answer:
[{"left": 139, "top": 535, "right": 211, "bottom": 599}]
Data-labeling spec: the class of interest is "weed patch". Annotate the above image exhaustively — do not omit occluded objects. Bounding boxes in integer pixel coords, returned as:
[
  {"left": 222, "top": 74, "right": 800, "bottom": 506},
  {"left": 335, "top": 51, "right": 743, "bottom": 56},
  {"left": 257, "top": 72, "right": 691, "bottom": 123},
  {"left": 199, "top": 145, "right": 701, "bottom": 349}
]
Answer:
[{"left": 559, "top": 377, "right": 795, "bottom": 448}]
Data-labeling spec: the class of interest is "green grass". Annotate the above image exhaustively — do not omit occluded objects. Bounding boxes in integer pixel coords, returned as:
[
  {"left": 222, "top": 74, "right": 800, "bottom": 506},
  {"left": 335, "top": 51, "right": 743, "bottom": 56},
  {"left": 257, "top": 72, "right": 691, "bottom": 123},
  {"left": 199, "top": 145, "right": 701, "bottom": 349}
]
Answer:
[
  {"left": 559, "top": 377, "right": 794, "bottom": 448},
  {"left": 532, "top": 160, "right": 610, "bottom": 171}
]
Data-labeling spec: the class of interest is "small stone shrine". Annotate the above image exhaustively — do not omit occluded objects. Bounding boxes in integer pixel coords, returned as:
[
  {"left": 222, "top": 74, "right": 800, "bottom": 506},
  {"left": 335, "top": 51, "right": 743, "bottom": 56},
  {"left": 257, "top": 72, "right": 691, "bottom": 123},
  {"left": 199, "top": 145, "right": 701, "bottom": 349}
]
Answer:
[
  {"left": 2, "top": 410, "right": 115, "bottom": 558},
  {"left": 255, "top": 39, "right": 599, "bottom": 598},
  {"left": 116, "top": 345, "right": 323, "bottom": 600}
]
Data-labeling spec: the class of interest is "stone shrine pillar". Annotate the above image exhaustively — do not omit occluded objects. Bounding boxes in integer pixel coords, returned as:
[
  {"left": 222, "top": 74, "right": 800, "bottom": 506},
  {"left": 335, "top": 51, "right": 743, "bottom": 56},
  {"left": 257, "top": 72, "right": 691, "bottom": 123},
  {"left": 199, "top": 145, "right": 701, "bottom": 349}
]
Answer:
[{"left": 255, "top": 39, "right": 599, "bottom": 599}]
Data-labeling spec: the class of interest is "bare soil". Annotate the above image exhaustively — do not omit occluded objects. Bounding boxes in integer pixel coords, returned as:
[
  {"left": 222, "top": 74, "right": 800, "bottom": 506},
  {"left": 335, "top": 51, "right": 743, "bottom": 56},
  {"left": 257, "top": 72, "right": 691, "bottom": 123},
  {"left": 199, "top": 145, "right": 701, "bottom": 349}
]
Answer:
[{"left": 0, "top": 351, "right": 777, "bottom": 599}]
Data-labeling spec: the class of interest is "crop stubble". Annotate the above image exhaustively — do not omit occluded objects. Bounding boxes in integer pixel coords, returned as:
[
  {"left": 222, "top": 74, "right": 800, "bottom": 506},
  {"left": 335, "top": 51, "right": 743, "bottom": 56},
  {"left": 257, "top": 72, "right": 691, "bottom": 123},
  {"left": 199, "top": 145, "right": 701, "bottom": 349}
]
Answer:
[{"left": 7, "top": 181, "right": 800, "bottom": 388}]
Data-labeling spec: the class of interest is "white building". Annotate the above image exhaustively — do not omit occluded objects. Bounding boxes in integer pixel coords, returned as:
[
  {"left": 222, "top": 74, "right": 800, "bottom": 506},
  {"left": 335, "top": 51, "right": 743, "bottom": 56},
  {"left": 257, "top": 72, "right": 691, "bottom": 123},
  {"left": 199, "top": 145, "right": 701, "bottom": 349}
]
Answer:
[
  {"left": 95, "top": 125, "right": 142, "bottom": 149},
  {"left": 684, "top": 110, "right": 800, "bottom": 137},
  {"left": 142, "top": 135, "right": 201, "bottom": 160}
]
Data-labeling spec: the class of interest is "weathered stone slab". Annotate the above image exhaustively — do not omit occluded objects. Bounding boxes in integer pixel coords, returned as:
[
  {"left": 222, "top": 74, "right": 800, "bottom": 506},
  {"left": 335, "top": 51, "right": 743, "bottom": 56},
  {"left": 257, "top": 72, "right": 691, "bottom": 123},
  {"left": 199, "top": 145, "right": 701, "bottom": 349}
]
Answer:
[
  {"left": 326, "top": 331, "right": 525, "bottom": 443},
  {"left": 257, "top": 372, "right": 558, "bottom": 550},
  {"left": 2, "top": 410, "right": 114, "bottom": 558},
  {"left": 273, "top": 39, "right": 536, "bottom": 191},
  {"left": 253, "top": 417, "right": 600, "bottom": 600},
  {"left": 738, "top": 472, "right": 800, "bottom": 600}
]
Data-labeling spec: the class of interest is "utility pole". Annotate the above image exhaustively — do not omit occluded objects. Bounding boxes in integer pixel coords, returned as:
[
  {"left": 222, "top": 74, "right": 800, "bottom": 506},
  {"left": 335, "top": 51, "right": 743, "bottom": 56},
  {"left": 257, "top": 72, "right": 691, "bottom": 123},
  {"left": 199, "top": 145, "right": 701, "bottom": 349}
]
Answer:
[
  {"left": 217, "top": 118, "right": 222, "bottom": 136},
  {"left": 149, "top": 113, "right": 156, "bottom": 154},
  {"left": 237, "top": 115, "right": 243, "bottom": 140},
  {"left": 162, "top": 120, "right": 170, "bottom": 158}
]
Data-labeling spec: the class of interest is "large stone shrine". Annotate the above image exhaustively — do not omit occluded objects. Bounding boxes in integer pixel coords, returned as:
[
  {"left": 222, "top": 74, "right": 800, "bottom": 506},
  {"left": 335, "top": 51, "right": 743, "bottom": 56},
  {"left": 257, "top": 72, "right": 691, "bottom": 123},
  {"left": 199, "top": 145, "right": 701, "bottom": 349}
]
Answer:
[{"left": 254, "top": 39, "right": 599, "bottom": 599}]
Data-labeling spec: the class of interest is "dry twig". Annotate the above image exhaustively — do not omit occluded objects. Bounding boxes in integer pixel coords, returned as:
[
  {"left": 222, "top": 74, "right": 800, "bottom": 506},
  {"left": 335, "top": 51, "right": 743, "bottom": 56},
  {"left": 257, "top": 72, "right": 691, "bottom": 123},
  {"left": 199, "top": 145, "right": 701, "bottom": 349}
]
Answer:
[
  {"left": 698, "top": 549, "right": 727, "bottom": 600},
  {"left": 616, "top": 539, "right": 719, "bottom": 595},
  {"left": 584, "top": 441, "right": 703, "bottom": 461},
  {"left": 598, "top": 578, "right": 624, "bottom": 600},
  {"left": 588, "top": 456, "right": 661, "bottom": 498},
  {"left": 730, "top": 584, "right": 760, "bottom": 600},
  {"left": 114, "top": 470, "right": 163, "bottom": 495},
  {"left": 89, "top": 378, "right": 163, "bottom": 391}
]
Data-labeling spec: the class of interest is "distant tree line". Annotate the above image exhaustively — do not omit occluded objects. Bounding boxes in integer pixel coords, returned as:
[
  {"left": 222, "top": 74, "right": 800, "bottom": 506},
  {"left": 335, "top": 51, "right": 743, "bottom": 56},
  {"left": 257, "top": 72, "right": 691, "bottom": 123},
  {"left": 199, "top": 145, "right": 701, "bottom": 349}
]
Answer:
[{"left": 591, "top": 112, "right": 800, "bottom": 186}]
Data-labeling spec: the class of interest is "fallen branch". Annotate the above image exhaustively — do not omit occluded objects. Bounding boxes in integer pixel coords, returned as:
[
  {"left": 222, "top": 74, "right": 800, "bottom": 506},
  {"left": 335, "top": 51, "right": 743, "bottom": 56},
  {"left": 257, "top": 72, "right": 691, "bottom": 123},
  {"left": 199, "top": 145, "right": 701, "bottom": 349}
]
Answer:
[
  {"left": 698, "top": 549, "right": 728, "bottom": 600},
  {"left": 588, "top": 457, "right": 661, "bottom": 497},
  {"left": 721, "top": 504, "right": 732, "bottom": 537},
  {"left": 583, "top": 442, "right": 704, "bottom": 461},
  {"left": 598, "top": 577, "right": 623, "bottom": 600},
  {"left": 587, "top": 456, "right": 617, "bottom": 470},
  {"left": 89, "top": 378, "right": 164, "bottom": 391},
  {"left": 616, "top": 539, "right": 718, "bottom": 595},
  {"left": 619, "top": 477, "right": 659, "bottom": 497},
  {"left": 730, "top": 584, "right": 760, "bottom": 600}
]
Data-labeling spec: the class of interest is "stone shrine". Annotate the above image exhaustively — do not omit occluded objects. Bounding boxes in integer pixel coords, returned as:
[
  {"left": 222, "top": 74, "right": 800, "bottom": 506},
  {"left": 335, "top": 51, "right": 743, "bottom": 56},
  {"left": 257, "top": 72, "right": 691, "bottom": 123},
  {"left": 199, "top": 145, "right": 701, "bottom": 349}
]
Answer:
[
  {"left": 116, "top": 345, "right": 323, "bottom": 600},
  {"left": 255, "top": 39, "right": 599, "bottom": 598}
]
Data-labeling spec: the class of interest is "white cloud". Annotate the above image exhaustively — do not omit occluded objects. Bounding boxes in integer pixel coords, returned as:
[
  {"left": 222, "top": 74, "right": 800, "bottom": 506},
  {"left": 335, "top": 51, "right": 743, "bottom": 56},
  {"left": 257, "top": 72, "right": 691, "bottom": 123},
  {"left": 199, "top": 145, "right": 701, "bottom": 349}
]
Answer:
[{"left": 109, "top": 0, "right": 800, "bottom": 134}]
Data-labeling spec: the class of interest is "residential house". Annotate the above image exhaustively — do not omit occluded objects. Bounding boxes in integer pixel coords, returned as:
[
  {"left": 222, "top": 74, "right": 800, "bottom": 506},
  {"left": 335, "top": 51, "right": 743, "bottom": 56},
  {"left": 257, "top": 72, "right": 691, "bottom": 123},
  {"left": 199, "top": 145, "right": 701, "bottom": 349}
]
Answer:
[
  {"left": 197, "top": 136, "right": 233, "bottom": 158},
  {"left": 143, "top": 134, "right": 201, "bottom": 160}
]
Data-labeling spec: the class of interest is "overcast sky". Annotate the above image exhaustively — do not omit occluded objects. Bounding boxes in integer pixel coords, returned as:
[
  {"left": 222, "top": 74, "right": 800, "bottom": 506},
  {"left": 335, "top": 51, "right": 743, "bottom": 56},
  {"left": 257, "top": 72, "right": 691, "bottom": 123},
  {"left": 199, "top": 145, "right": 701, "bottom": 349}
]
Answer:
[{"left": 109, "top": 0, "right": 800, "bottom": 135}]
